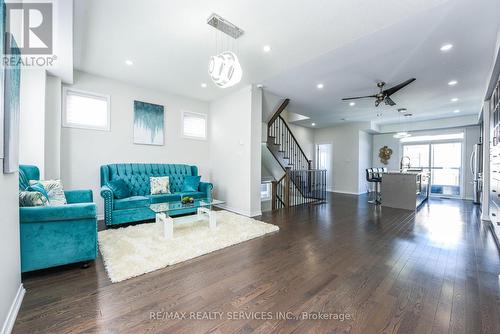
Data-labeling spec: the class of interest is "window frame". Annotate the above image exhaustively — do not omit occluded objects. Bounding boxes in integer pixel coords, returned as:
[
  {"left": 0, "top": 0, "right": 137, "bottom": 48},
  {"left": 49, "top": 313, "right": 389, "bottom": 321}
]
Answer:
[
  {"left": 62, "top": 87, "right": 111, "bottom": 131},
  {"left": 181, "top": 111, "right": 208, "bottom": 140}
]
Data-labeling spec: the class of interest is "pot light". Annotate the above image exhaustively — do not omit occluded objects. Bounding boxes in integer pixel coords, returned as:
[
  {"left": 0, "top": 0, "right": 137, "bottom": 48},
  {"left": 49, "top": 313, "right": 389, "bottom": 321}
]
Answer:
[
  {"left": 376, "top": 113, "right": 382, "bottom": 117},
  {"left": 201, "top": 83, "right": 207, "bottom": 88},
  {"left": 451, "top": 97, "right": 459, "bottom": 102},
  {"left": 316, "top": 83, "right": 324, "bottom": 89},
  {"left": 311, "top": 122, "right": 316, "bottom": 126},
  {"left": 341, "top": 118, "right": 347, "bottom": 121},
  {"left": 263, "top": 45, "right": 271, "bottom": 53},
  {"left": 125, "top": 60, "right": 133, "bottom": 66},
  {"left": 448, "top": 80, "right": 458, "bottom": 86},
  {"left": 397, "top": 108, "right": 407, "bottom": 113},
  {"left": 440, "top": 44, "right": 453, "bottom": 52},
  {"left": 453, "top": 109, "right": 460, "bottom": 113},
  {"left": 349, "top": 102, "right": 356, "bottom": 106}
]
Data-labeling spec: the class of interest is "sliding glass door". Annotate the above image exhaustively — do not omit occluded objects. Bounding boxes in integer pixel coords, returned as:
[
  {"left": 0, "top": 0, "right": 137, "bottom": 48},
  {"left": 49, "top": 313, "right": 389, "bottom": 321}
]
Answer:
[{"left": 402, "top": 141, "right": 462, "bottom": 198}]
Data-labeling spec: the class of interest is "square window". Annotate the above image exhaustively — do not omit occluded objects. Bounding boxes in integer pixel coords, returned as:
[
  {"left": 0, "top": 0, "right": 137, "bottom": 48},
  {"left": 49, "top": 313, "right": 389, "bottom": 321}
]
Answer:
[
  {"left": 63, "top": 87, "right": 110, "bottom": 131},
  {"left": 182, "top": 111, "right": 207, "bottom": 140}
]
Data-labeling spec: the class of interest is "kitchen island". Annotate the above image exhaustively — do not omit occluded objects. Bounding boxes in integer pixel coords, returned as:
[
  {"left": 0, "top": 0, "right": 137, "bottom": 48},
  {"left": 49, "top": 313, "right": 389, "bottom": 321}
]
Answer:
[{"left": 381, "top": 171, "right": 429, "bottom": 210}]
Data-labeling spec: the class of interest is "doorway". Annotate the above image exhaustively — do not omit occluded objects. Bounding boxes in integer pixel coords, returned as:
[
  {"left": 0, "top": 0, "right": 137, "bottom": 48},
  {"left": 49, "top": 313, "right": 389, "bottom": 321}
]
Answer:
[
  {"left": 402, "top": 141, "right": 462, "bottom": 198},
  {"left": 316, "top": 144, "right": 332, "bottom": 191}
]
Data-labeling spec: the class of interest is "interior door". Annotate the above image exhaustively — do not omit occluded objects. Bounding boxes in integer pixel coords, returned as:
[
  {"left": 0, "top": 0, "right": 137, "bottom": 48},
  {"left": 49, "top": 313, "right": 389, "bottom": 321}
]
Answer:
[{"left": 316, "top": 144, "right": 332, "bottom": 190}]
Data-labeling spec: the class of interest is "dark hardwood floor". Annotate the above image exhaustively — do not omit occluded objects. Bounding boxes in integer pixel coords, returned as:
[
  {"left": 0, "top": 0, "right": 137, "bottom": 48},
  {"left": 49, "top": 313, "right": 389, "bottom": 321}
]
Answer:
[{"left": 13, "top": 194, "right": 500, "bottom": 334}]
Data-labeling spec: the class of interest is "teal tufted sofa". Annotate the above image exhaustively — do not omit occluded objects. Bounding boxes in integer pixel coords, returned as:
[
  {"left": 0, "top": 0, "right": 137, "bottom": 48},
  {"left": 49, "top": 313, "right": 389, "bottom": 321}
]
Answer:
[
  {"left": 100, "top": 163, "right": 213, "bottom": 226},
  {"left": 19, "top": 165, "right": 98, "bottom": 272}
]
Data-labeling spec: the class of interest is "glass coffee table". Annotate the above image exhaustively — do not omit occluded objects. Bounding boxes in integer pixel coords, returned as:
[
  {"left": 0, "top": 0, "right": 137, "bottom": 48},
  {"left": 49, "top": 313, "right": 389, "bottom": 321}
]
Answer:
[{"left": 149, "top": 198, "right": 225, "bottom": 239}]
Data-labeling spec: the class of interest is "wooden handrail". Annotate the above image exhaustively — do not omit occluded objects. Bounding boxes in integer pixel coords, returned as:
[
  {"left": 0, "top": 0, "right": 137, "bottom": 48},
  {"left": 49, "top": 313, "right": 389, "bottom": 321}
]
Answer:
[
  {"left": 268, "top": 98, "right": 290, "bottom": 128},
  {"left": 276, "top": 115, "right": 311, "bottom": 165}
]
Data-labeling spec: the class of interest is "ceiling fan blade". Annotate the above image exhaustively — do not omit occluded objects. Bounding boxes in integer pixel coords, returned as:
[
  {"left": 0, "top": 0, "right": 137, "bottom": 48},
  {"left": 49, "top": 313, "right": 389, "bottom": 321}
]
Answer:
[
  {"left": 342, "top": 95, "right": 377, "bottom": 101},
  {"left": 383, "top": 78, "right": 416, "bottom": 96},
  {"left": 384, "top": 96, "right": 396, "bottom": 106}
]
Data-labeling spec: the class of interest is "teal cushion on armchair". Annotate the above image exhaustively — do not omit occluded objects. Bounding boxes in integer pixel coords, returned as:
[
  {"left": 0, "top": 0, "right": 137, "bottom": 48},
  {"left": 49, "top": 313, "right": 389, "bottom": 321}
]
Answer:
[{"left": 181, "top": 175, "right": 201, "bottom": 192}]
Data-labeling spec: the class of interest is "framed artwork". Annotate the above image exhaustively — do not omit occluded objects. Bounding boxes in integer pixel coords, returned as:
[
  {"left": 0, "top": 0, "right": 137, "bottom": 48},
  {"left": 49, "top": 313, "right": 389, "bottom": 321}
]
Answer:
[
  {"left": 3, "top": 35, "right": 21, "bottom": 173},
  {"left": 133, "top": 100, "right": 164, "bottom": 146}
]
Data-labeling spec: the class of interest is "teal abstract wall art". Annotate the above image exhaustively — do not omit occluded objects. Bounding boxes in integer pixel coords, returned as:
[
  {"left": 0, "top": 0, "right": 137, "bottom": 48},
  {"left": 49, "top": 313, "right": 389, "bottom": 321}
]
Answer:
[
  {"left": 3, "top": 35, "right": 21, "bottom": 173},
  {"left": 133, "top": 100, "right": 165, "bottom": 146}
]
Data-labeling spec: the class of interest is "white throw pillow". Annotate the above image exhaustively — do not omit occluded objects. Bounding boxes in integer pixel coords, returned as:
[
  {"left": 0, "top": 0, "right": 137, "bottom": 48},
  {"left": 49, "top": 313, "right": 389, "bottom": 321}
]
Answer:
[
  {"left": 150, "top": 176, "right": 170, "bottom": 195},
  {"left": 29, "top": 179, "right": 67, "bottom": 206}
]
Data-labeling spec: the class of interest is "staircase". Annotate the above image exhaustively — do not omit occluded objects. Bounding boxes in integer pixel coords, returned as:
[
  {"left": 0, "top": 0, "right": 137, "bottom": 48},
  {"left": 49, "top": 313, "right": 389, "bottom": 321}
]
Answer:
[{"left": 266, "top": 99, "right": 327, "bottom": 209}]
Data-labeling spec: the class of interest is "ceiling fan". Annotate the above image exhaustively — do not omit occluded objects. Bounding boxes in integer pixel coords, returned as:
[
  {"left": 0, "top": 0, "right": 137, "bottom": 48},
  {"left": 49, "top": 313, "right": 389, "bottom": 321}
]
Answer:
[{"left": 342, "top": 78, "right": 416, "bottom": 107}]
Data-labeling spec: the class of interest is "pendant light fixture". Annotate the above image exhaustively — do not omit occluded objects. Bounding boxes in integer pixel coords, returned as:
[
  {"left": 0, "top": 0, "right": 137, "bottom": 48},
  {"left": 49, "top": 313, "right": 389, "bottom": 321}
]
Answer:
[
  {"left": 393, "top": 111, "right": 412, "bottom": 139},
  {"left": 207, "top": 14, "right": 244, "bottom": 88}
]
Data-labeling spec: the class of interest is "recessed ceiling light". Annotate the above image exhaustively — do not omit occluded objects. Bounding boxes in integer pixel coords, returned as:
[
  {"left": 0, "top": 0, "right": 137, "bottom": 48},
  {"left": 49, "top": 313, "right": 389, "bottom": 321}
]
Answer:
[
  {"left": 440, "top": 43, "right": 453, "bottom": 52},
  {"left": 316, "top": 83, "right": 324, "bottom": 89},
  {"left": 404, "top": 113, "right": 413, "bottom": 117},
  {"left": 311, "top": 122, "right": 316, "bottom": 126},
  {"left": 341, "top": 118, "right": 347, "bottom": 121},
  {"left": 376, "top": 113, "right": 382, "bottom": 117},
  {"left": 448, "top": 80, "right": 458, "bottom": 86},
  {"left": 125, "top": 60, "right": 133, "bottom": 66},
  {"left": 201, "top": 83, "right": 207, "bottom": 88},
  {"left": 453, "top": 109, "right": 460, "bottom": 113},
  {"left": 256, "top": 84, "right": 264, "bottom": 88},
  {"left": 451, "top": 97, "right": 459, "bottom": 102},
  {"left": 349, "top": 102, "right": 356, "bottom": 106},
  {"left": 263, "top": 45, "right": 271, "bottom": 53},
  {"left": 398, "top": 108, "right": 407, "bottom": 113}
]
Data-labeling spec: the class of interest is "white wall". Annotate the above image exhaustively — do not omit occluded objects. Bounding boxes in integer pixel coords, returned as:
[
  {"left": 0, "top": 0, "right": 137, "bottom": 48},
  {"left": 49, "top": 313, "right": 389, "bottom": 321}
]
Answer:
[
  {"left": 61, "top": 71, "right": 210, "bottom": 216},
  {"left": 358, "top": 131, "right": 373, "bottom": 194},
  {"left": 314, "top": 123, "right": 372, "bottom": 194},
  {"left": 209, "top": 85, "right": 262, "bottom": 217},
  {"left": 372, "top": 126, "right": 481, "bottom": 200},
  {"left": 45, "top": 75, "right": 62, "bottom": 179},
  {"left": 19, "top": 69, "right": 46, "bottom": 178},
  {"left": 0, "top": 168, "right": 23, "bottom": 334}
]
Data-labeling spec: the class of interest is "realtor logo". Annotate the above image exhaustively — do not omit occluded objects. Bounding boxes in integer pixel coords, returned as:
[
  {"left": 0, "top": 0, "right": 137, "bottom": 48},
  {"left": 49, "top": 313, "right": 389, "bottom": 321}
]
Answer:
[{"left": 5, "top": 2, "right": 53, "bottom": 55}]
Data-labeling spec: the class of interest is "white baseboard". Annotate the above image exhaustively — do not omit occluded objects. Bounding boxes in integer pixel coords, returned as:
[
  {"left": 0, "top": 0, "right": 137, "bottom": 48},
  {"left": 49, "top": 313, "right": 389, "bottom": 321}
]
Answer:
[
  {"left": 1, "top": 284, "right": 25, "bottom": 334},
  {"left": 331, "top": 190, "right": 364, "bottom": 195}
]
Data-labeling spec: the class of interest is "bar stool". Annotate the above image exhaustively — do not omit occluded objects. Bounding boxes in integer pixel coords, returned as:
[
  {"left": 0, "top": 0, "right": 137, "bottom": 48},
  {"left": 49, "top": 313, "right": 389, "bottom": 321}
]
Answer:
[{"left": 366, "top": 168, "right": 382, "bottom": 204}]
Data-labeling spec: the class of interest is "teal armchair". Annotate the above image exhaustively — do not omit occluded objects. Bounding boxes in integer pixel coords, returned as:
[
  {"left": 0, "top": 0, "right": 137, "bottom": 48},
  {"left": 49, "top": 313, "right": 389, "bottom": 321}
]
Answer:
[{"left": 19, "top": 165, "right": 98, "bottom": 272}]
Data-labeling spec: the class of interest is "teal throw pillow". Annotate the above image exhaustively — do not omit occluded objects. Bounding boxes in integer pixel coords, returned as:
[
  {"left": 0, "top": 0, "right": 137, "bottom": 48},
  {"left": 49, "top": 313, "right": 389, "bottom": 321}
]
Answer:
[
  {"left": 107, "top": 179, "right": 130, "bottom": 199},
  {"left": 181, "top": 176, "right": 201, "bottom": 192}
]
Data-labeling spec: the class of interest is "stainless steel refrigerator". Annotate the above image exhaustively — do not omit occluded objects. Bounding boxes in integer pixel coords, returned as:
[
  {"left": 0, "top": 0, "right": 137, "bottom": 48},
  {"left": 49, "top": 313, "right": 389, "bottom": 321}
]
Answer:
[{"left": 470, "top": 143, "right": 483, "bottom": 204}]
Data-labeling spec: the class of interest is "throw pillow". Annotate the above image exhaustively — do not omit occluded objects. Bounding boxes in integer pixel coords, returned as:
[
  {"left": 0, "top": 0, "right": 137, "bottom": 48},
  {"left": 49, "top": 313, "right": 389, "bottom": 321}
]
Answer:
[
  {"left": 150, "top": 176, "right": 170, "bottom": 195},
  {"left": 181, "top": 175, "right": 201, "bottom": 192},
  {"left": 19, "top": 191, "right": 49, "bottom": 207},
  {"left": 107, "top": 179, "right": 131, "bottom": 199},
  {"left": 29, "top": 179, "right": 67, "bottom": 206},
  {"left": 26, "top": 182, "right": 50, "bottom": 201}
]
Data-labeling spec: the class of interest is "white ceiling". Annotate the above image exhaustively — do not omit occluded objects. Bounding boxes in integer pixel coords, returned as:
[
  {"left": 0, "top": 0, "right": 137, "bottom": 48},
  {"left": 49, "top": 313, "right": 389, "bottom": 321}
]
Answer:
[{"left": 74, "top": 0, "right": 500, "bottom": 127}]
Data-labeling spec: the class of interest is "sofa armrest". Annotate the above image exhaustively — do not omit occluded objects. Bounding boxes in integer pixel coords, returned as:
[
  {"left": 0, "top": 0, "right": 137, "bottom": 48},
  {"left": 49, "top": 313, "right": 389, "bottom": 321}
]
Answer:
[
  {"left": 100, "top": 185, "right": 114, "bottom": 225},
  {"left": 20, "top": 203, "right": 97, "bottom": 223},
  {"left": 199, "top": 182, "right": 213, "bottom": 197},
  {"left": 65, "top": 189, "right": 93, "bottom": 204}
]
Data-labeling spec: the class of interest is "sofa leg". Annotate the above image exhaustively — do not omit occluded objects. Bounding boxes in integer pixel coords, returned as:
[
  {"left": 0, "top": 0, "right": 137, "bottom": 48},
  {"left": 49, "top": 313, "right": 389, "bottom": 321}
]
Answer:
[{"left": 81, "top": 261, "right": 90, "bottom": 269}]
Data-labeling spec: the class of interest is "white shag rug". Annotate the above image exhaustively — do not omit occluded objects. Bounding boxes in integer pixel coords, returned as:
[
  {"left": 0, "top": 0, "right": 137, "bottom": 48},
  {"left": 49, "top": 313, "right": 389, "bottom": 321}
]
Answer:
[{"left": 98, "top": 210, "right": 279, "bottom": 283}]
